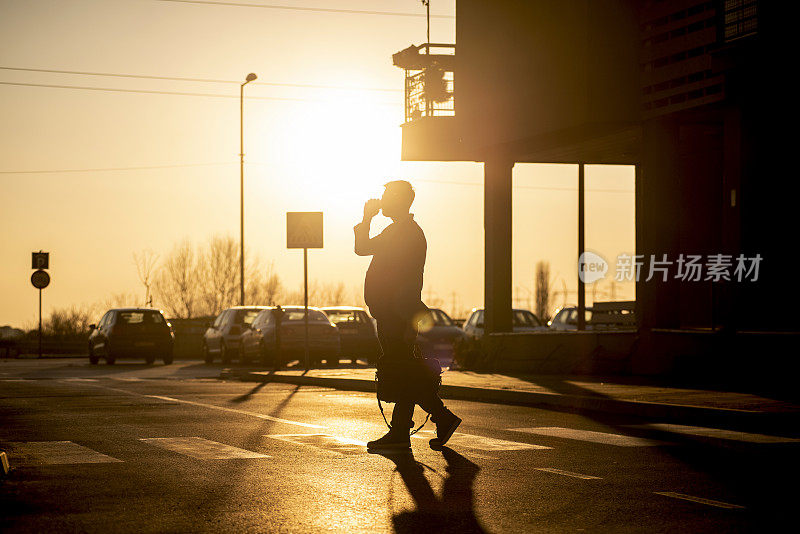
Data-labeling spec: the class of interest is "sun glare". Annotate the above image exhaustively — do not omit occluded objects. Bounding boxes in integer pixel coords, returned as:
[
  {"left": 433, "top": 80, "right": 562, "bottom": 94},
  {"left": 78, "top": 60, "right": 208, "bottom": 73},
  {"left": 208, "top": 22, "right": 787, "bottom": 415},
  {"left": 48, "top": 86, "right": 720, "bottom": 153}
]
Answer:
[{"left": 255, "top": 92, "right": 402, "bottom": 219}]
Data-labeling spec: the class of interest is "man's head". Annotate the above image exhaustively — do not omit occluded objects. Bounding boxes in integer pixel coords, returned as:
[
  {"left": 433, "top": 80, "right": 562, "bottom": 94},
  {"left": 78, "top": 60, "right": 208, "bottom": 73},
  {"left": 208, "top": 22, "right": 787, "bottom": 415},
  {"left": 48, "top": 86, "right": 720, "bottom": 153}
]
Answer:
[{"left": 380, "top": 180, "right": 415, "bottom": 219}]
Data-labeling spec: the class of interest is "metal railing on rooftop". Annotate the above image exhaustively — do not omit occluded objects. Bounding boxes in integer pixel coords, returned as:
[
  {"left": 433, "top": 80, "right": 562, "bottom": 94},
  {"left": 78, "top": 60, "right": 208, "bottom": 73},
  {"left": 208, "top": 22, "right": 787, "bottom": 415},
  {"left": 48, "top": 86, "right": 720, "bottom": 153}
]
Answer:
[{"left": 393, "top": 43, "right": 455, "bottom": 123}]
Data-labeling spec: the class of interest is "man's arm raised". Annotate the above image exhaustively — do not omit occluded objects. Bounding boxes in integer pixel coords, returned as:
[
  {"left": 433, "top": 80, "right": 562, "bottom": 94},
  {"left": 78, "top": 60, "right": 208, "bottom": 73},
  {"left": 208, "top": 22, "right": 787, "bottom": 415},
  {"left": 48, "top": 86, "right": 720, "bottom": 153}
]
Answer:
[{"left": 354, "top": 199, "right": 382, "bottom": 256}]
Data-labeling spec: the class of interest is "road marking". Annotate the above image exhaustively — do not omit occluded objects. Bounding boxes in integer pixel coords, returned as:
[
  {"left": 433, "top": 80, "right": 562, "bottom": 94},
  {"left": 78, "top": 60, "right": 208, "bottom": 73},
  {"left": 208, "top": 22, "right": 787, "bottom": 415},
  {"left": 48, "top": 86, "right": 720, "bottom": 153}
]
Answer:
[
  {"left": 140, "top": 437, "right": 270, "bottom": 460},
  {"left": 535, "top": 467, "right": 602, "bottom": 480},
  {"left": 266, "top": 433, "right": 367, "bottom": 455},
  {"left": 411, "top": 431, "right": 552, "bottom": 451},
  {"left": 110, "top": 377, "right": 144, "bottom": 382},
  {"left": 145, "top": 395, "right": 325, "bottom": 429},
  {"left": 61, "top": 378, "right": 99, "bottom": 382},
  {"left": 627, "top": 423, "right": 800, "bottom": 444},
  {"left": 510, "top": 427, "right": 669, "bottom": 447},
  {"left": 54, "top": 381, "right": 327, "bottom": 430},
  {"left": 322, "top": 393, "right": 371, "bottom": 399},
  {"left": 6, "top": 441, "right": 122, "bottom": 465},
  {"left": 654, "top": 491, "right": 745, "bottom": 509}
]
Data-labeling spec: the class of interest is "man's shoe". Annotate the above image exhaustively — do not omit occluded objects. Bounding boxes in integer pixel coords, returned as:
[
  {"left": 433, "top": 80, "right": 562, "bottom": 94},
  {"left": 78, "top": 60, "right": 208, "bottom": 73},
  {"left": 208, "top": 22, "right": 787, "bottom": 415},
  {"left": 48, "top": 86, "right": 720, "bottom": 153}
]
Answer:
[
  {"left": 430, "top": 408, "right": 461, "bottom": 449},
  {"left": 367, "top": 429, "right": 411, "bottom": 451}
]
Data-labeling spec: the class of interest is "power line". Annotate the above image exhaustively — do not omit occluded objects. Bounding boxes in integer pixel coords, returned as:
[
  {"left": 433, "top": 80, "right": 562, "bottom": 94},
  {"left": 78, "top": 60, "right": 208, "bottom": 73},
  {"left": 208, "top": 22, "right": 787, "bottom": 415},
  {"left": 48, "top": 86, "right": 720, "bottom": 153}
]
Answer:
[
  {"left": 155, "top": 0, "right": 455, "bottom": 18},
  {"left": 0, "top": 66, "right": 400, "bottom": 93},
  {"left": 0, "top": 80, "right": 400, "bottom": 105},
  {"left": 0, "top": 163, "right": 634, "bottom": 193},
  {"left": 0, "top": 162, "right": 236, "bottom": 175}
]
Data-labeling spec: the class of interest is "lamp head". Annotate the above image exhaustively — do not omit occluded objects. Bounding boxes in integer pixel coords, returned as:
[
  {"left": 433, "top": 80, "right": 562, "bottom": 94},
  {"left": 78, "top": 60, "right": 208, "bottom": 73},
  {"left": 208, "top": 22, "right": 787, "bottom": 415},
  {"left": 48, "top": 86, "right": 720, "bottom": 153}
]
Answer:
[{"left": 245, "top": 73, "right": 257, "bottom": 82}]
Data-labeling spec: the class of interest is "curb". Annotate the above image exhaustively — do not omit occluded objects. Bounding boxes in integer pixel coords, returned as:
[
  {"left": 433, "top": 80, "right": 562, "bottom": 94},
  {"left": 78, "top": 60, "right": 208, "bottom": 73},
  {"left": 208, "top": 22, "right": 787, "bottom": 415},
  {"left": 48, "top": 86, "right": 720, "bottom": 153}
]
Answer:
[{"left": 229, "top": 371, "right": 796, "bottom": 423}]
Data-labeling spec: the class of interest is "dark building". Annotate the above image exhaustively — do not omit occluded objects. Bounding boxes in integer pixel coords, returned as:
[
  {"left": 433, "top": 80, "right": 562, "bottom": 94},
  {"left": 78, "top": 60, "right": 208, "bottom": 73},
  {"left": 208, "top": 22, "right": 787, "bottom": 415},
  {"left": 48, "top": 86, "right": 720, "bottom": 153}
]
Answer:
[{"left": 393, "top": 1, "right": 796, "bottom": 374}]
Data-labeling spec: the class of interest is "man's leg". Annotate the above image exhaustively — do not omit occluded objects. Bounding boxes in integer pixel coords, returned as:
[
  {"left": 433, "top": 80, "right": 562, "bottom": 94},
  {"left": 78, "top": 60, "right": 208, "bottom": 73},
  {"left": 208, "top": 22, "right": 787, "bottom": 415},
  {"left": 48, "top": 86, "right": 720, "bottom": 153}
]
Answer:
[
  {"left": 368, "top": 313, "right": 414, "bottom": 450},
  {"left": 391, "top": 401, "right": 415, "bottom": 430}
]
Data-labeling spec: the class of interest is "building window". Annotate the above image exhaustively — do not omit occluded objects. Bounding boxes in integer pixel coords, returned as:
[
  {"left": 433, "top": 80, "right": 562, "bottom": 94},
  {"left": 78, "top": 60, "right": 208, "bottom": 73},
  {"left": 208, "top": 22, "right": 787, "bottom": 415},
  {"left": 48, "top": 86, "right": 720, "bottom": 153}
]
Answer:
[{"left": 723, "top": 0, "right": 758, "bottom": 42}]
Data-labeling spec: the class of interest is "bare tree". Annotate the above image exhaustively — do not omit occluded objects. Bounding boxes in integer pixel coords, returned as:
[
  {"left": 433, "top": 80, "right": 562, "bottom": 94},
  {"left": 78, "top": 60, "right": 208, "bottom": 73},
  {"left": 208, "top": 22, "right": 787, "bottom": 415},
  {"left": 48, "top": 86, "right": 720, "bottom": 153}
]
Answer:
[
  {"left": 261, "top": 262, "right": 283, "bottom": 305},
  {"left": 245, "top": 260, "right": 283, "bottom": 306},
  {"left": 535, "top": 261, "right": 552, "bottom": 322},
  {"left": 318, "top": 282, "right": 347, "bottom": 306},
  {"left": 133, "top": 249, "right": 159, "bottom": 307},
  {"left": 154, "top": 240, "right": 198, "bottom": 318},
  {"left": 103, "top": 292, "right": 140, "bottom": 310},
  {"left": 196, "top": 235, "right": 238, "bottom": 315}
]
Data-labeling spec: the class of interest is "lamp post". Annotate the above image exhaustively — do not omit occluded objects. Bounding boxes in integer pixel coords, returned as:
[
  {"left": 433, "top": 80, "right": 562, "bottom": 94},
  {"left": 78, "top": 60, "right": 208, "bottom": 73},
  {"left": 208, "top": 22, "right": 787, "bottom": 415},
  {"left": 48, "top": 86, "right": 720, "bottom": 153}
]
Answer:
[{"left": 240, "top": 72, "right": 257, "bottom": 306}]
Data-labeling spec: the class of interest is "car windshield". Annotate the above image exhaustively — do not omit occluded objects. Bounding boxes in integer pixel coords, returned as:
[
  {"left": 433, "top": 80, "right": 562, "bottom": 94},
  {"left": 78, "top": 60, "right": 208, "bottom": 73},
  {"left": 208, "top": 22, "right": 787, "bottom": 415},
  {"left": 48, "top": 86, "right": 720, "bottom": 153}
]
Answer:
[
  {"left": 118, "top": 311, "right": 164, "bottom": 325},
  {"left": 234, "top": 309, "right": 263, "bottom": 326},
  {"left": 283, "top": 310, "right": 329, "bottom": 322},
  {"left": 431, "top": 310, "right": 453, "bottom": 326},
  {"left": 513, "top": 311, "right": 541, "bottom": 327},
  {"left": 325, "top": 311, "right": 356, "bottom": 324}
]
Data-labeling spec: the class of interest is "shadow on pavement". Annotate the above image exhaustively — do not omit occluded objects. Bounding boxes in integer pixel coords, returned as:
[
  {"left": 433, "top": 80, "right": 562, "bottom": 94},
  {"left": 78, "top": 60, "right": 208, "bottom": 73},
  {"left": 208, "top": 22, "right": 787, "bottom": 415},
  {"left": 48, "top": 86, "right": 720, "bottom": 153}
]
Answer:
[{"left": 371, "top": 446, "right": 485, "bottom": 534}]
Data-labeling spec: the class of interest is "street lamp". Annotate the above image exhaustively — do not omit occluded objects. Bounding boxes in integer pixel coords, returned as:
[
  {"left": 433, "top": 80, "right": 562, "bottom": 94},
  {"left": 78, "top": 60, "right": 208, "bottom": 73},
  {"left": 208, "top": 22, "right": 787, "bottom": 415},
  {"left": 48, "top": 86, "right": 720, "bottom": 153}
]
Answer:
[{"left": 240, "top": 72, "right": 257, "bottom": 306}]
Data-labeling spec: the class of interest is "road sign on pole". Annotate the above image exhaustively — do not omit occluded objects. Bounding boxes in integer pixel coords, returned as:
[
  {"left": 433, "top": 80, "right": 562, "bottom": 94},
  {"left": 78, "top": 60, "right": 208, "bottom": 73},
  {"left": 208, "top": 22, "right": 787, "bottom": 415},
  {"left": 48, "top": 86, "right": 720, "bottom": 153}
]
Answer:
[
  {"left": 31, "top": 252, "right": 50, "bottom": 359},
  {"left": 32, "top": 251, "right": 49, "bottom": 270},
  {"left": 287, "top": 213, "right": 323, "bottom": 370},
  {"left": 287, "top": 212, "right": 323, "bottom": 249}
]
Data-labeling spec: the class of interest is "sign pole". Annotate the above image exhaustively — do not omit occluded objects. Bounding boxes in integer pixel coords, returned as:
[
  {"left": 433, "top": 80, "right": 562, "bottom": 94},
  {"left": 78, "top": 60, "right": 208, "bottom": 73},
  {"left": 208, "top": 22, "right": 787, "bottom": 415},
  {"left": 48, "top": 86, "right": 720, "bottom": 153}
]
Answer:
[
  {"left": 38, "top": 288, "right": 42, "bottom": 359},
  {"left": 303, "top": 247, "right": 309, "bottom": 370},
  {"left": 30, "top": 253, "right": 51, "bottom": 360}
]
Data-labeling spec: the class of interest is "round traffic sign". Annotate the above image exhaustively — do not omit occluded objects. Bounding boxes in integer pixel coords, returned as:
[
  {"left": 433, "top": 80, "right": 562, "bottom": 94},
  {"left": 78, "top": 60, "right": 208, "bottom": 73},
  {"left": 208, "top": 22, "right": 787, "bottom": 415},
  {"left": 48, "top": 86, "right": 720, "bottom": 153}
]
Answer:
[{"left": 31, "top": 269, "right": 50, "bottom": 289}]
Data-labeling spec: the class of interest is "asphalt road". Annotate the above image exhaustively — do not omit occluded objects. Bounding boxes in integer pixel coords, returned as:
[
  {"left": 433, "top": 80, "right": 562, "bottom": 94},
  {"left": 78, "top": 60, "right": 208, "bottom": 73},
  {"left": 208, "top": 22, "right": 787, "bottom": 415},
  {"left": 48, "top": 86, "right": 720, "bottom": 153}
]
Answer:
[{"left": 1, "top": 359, "right": 795, "bottom": 533}]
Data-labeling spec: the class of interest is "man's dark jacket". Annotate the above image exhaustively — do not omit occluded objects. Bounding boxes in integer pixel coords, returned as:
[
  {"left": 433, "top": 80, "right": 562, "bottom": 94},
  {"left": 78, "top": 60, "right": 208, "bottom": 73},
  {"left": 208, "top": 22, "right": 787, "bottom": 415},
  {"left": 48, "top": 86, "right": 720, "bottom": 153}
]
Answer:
[{"left": 354, "top": 214, "right": 426, "bottom": 320}]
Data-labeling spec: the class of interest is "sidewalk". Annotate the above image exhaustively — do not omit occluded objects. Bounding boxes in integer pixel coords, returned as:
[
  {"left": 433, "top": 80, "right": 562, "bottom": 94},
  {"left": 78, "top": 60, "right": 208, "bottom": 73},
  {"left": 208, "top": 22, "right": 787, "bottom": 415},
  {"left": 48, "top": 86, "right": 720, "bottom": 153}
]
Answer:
[{"left": 227, "top": 366, "right": 800, "bottom": 423}]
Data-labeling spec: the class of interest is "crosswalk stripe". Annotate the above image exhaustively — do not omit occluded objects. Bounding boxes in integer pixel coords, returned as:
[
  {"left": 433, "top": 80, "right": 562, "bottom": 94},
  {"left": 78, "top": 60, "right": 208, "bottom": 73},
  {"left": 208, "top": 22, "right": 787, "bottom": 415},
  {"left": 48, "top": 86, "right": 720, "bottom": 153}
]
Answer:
[
  {"left": 266, "top": 434, "right": 367, "bottom": 455},
  {"left": 412, "top": 431, "right": 552, "bottom": 451},
  {"left": 535, "top": 467, "right": 602, "bottom": 480},
  {"left": 5, "top": 441, "right": 122, "bottom": 465},
  {"left": 654, "top": 491, "right": 745, "bottom": 509},
  {"left": 509, "top": 427, "right": 669, "bottom": 447},
  {"left": 140, "top": 437, "right": 270, "bottom": 460},
  {"left": 626, "top": 424, "right": 800, "bottom": 444}
]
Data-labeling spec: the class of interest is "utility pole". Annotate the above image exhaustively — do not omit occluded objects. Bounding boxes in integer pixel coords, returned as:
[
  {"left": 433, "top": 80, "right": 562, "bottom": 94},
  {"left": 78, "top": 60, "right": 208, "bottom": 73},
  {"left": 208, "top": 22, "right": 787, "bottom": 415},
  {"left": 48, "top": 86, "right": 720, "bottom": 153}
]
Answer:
[
  {"left": 422, "top": 0, "right": 430, "bottom": 43},
  {"left": 239, "top": 72, "right": 257, "bottom": 306}
]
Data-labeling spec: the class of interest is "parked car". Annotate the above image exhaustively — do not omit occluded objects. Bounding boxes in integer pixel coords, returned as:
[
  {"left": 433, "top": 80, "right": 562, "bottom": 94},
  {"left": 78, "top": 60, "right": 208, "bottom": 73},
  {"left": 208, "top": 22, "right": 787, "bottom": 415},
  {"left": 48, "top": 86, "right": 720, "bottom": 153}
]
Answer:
[
  {"left": 202, "top": 306, "right": 271, "bottom": 364},
  {"left": 320, "top": 306, "right": 380, "bottom": 364},
  {"left": 240, "top": 306, "right": 341, "bottom": 367},
  {"left": 462, "top": 308, "right": 548, "bottom": 339},
  {"left": 548, "top": 306, "right": 594, "bottom": 331},
  {"left": 549, "top": 301, "right": 636, "bottom": 331},
  {"left": 417, "top": 308, "right": 467, "bottom": 369},
  {"left": 88, "top": 308, "right": 174, "bottom": 365}
]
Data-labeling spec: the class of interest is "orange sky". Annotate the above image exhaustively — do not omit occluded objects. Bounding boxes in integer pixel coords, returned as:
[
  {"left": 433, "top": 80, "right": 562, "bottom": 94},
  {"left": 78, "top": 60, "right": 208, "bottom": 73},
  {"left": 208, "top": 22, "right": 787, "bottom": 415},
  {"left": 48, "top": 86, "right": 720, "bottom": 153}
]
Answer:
[{"left": 0, "top": 0, "right": 634, "bottom": 327}]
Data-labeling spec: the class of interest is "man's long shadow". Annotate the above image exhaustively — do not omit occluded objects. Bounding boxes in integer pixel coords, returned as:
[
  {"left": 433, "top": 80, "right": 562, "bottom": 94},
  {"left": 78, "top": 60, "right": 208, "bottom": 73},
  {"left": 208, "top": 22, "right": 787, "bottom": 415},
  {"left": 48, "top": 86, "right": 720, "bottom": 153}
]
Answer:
[{"left": 372, "top": 447, "right": 486, "bottom": 534}]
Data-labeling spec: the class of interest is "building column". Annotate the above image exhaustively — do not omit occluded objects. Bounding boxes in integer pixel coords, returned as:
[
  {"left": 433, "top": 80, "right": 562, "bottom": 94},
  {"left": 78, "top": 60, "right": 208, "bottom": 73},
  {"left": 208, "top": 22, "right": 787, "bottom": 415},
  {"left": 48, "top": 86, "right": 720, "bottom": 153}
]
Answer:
[{"left": 484, "top": 156, "right": 514, "bottom": 334}]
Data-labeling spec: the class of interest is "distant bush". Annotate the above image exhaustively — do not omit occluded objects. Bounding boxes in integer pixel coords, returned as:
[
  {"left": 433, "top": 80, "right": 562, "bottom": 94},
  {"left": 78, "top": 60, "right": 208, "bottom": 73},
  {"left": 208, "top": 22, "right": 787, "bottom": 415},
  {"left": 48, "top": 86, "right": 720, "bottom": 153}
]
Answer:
[{"left": 36, "top": 306, "right": 93, "bottom": 338}]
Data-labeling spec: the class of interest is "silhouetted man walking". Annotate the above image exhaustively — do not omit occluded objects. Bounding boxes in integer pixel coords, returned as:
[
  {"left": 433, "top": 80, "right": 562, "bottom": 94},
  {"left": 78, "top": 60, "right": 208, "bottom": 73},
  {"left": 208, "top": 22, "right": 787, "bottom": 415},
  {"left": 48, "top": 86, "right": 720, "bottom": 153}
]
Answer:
[{"left": 355, "top": 180, "right": 461, "bottom": 450}]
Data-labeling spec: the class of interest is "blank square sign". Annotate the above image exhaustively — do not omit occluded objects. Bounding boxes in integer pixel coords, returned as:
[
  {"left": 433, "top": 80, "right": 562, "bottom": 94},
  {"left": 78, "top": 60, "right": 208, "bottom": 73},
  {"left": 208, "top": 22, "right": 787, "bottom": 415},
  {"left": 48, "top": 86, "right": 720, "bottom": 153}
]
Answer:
[{"left": 286, "top": 212, "right": 323, "bottom": 249}]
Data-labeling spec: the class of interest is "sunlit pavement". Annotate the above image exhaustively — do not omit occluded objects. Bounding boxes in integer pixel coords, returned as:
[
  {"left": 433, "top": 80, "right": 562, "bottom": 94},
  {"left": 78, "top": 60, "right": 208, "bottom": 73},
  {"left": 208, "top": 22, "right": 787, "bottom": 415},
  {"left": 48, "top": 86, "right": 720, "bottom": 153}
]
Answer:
[{"left": 1, "top": 359, "right": 796, "bottom": 533}]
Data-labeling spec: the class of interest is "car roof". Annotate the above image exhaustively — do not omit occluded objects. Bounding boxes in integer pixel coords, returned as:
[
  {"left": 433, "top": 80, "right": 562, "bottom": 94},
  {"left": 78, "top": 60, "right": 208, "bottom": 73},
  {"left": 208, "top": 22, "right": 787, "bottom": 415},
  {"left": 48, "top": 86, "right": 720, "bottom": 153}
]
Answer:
[
  {"left": 225, "top": 306, "right": 273, "bottom": 310},
  {"left": 468, "top": 308, "right": 537, "bottom": 313},
  {"left": 108, "top": 308, "right": 164, "bottom": 313},
  {"left": 320, "top": 306, "right": 366, "bottom": 311}
]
